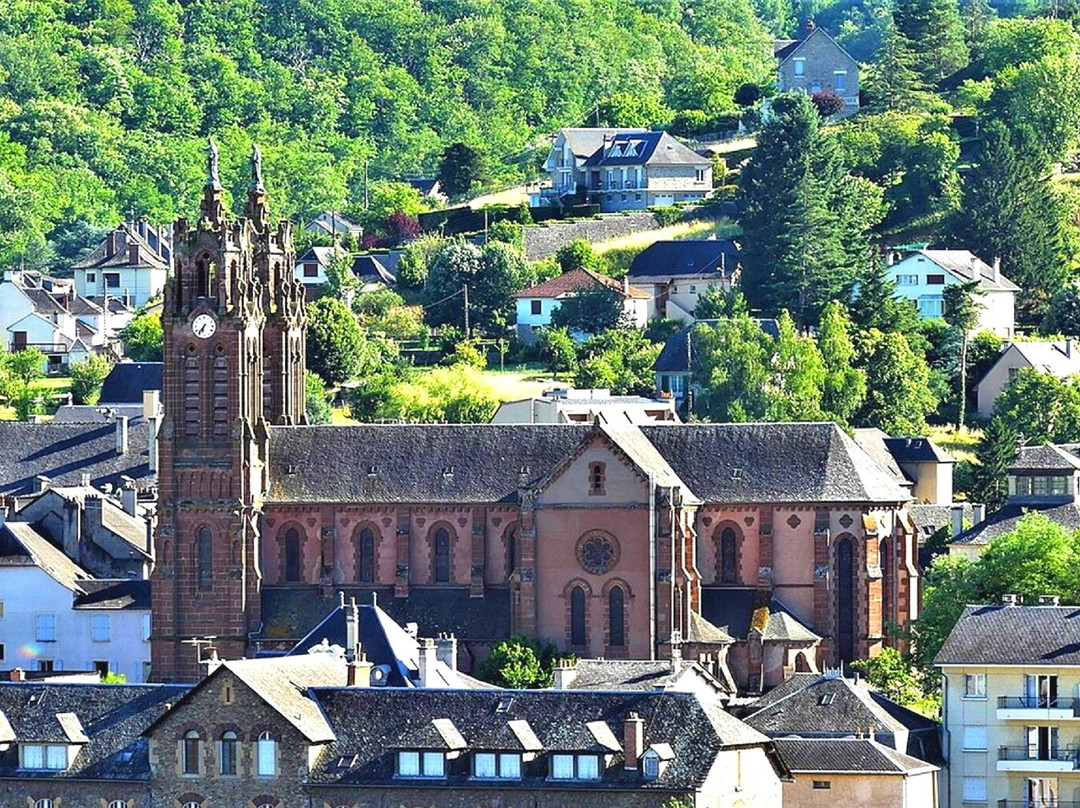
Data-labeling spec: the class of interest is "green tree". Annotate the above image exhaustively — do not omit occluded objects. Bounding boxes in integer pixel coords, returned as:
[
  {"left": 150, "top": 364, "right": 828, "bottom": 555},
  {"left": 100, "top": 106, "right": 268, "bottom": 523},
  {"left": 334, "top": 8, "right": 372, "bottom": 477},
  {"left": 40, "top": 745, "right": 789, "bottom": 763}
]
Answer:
[
  {"left": 574, "top": 328, "right": 661, "bottom": 396},
  {"left": 6, "top": 349, "right": 45, "bottom": 385},
  {"left": 305, "top": 371, "right": 332, "bottom": 425},
  {"left": 1044, "top": 285, "right": 1080, "bottom": 336},
  {"left": 555, "top": 239, "right": 598, "bottom": 274},
  {"left": 767, "top": 311, "right": 825, "bottom": 421},
  {"left": 969, "top": 415, "right": 1020, "bottom": 509},
  {"left": 992, "top": 367, "right": 1080, "bottom": 443},
  {"left": 323, "top": 247, "right": 358, "bottom": 301},
  {"left": 475, "top": 635, "right": 559, "bottom": 688},
  {"left": 739, "top": 93, "right": 882, "bottom": 327},
  {"left": 306, "top": 297, "right": 364, "bottom": 386},
  {"left": 854, "top": 330, "right": 938, "bottom": 434},
  {"left": 943, "top": 280, "right": 983, "bottom": 428},
  {"left": 850, "top": 258, "right": 924, "bottom": 340},
  {"left": 425, "top": 241, "right": 526, "bottom": 335},
  {"left": 851, "top": 648, "right": 935, "bottom": 711},
  {"left": 913, "top": 552, "right": 976, "bottom": 672},
  {"left": 379, "top": 366, "right": 497, "bottom": 423},
  {"left": 596, "top": 92, "right": 670, "bottom": 128},
  {"left": 818, "top": 301, "right": 867, "bottom": 425},
  {"left": 894, "top": 0, "right": 969, "bottom": 86},
  {"left": 396, "top": 234, "right": 449, "bottom": 289},
  {"left": 438, "top": 142, "right": 485, "bottom": 199},
  {"left": 70, "top": 354, "right": 113, "bottom": 405},
  {"left": 692, "top": 316, "right": 770, "bottom": 421},
  {"left": 538, "top": 327, "right": 578, "bottom": 375},
  {"left": 119, "top": 313, "right": 163, "bottom": 362},
  {"left": 551, "top": 283, "right": 628, "bottom": 335}
]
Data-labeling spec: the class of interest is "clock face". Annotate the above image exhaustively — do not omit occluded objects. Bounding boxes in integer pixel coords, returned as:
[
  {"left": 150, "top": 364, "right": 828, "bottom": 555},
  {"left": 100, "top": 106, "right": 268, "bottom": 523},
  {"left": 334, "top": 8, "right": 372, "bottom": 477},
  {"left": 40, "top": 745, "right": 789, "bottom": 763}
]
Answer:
[{"left": 192, "top": 313, "right": 217, "bottom": 339}]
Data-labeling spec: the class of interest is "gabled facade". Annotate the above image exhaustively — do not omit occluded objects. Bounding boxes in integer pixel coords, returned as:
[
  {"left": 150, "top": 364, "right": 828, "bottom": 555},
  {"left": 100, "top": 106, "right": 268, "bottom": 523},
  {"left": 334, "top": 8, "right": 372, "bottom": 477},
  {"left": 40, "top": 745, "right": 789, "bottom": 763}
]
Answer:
[
  {"left": 73, "top": 220, "right": 171, "bottom": 309},
  {"left": 975, "top": 340, "right": 1080, "bottom": 418},
  {"left": 533, "top": 128, "right": 713, "bottom": 212},
  {"left": 886, "top": 248, "right": 1018, "bottom": 336},
  {"left": 304, "top": 211, "right": 362, "bottom": 242},
  {"left": 627, "top": 239, "right": 741, "bottom": 322},
  {"left": 513, "top": 266, "right": 650, "bottom": 341},
  {"left": 775, "top": 24, "right": 860, "bottom": 117}
]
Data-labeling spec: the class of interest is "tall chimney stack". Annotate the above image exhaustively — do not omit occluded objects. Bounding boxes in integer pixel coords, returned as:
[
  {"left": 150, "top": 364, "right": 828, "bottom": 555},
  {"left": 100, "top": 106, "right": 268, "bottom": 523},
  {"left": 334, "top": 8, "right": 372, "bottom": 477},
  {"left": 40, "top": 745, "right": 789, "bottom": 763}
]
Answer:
[
  {"left": 115, "top": 416, "right": 129, "bottom": 455},
  {"left": 623, "top": 713, "right": 645, "bottom": 770}
]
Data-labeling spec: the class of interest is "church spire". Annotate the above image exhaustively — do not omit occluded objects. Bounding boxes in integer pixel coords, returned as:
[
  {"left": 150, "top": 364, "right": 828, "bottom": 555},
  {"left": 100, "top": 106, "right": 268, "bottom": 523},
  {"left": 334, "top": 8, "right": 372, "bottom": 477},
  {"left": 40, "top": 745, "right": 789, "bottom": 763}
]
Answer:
[{"left": 200, "top": 137, "right": 225, "bottom": 224}]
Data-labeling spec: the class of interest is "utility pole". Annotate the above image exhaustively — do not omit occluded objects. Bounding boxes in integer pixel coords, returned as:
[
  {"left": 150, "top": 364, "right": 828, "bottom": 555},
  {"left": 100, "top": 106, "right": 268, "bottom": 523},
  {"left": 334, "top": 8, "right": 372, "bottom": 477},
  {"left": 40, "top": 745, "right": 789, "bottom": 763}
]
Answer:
[
  {"left": 363, "top": 160, "right": 370, "bottom": 210},
  {"left": 462, "top": 283, "right": 470, "bottom": 337}
]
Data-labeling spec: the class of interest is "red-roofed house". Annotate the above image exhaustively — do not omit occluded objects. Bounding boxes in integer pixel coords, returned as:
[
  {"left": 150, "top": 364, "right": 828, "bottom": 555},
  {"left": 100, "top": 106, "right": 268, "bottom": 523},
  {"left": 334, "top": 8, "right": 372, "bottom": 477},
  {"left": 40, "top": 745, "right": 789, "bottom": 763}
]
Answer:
[{"left": 514, "top": 267, "right": 650, "bottom": 341}]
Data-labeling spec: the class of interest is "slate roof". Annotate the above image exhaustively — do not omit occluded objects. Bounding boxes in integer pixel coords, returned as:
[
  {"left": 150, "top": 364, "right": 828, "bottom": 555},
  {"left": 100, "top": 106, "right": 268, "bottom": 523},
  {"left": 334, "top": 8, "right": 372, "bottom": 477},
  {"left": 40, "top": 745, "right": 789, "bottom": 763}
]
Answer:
[
  {"left": 562, "top": 659, "right": 732, "bottom": 696},
  {"left": 1011, "top": 444, "right": 1080, "bottom": 472},
  {"left": 514, "top": 267, "right": 650, "bottom": 300},
  {"left": 884, "top": 436, "right": 954, "bottom": 465},
  {"left": 266, "top": 422, "right": 908, "bottom": 507},
  {"left": 773, "top": 738, "right": 937, "bottom": 774},
  {"left": 307, "top": 688, "right": 770, "bottom": 790},
  {"left": 0, "top": 682, "right": 186, "bottom": 779},
  {"left": 914, "top": 249, "right": 1020, "bottom": 292},
  {"left": 0, "top": 521, "right": 93, "bottom": 593},
  {"left": 258, "top": 586, "right": 512, "bottom": 645},
  {"left": 744, "top": 674, "right": 942, "bottom": 765},
  {"left": 558, "top": 128, "right": 649, "bottom": 161},
  {"left": 639, "top": 422, "right": 910, "bottom": 504},
  {"left": 949, "top": 502, "right": 1080, "bottom": 547},
  {"left": 978, "top": 342, "right": 1080, "bottom": 390},
  {"left": 405, "top": 178, "right": 441, "bottom": 196},
  {"left": 627, "top": 240, "right": 740, "bottom": 279},
  {"left": 936, "top": 604, "right": 1080, "bottom": 667},
  {"left": 652, "top": 319, "right": 781, "bottom": 374},
  {"left": 686, "top": 611, "right": 735, "bottom": 645},
  {"left": 99, "top": 362, "right": 161, "bottom": 405},
  {"left": 351, "top": 255, "right": 397, "bottom": 286},
  {"left": 73, "top": 225, "right": 170, "bottom": 271},
  {"left": 73, "top": 579, "right": 150, "bottom": 610},
  {"left": 911, "top": 503, "right": 973, "bottom": 540},
  {"left": 851, "top": 428, "right": 910, "bottom": 488},
  {"left": 0, "top": 421, "right": 154, "bottom": 495},
  {"left": 582, "top": 131, "right": 711, "bottom": 168},
  {"left": 774, "top": 27, "right": 858, "bottom": 67}
]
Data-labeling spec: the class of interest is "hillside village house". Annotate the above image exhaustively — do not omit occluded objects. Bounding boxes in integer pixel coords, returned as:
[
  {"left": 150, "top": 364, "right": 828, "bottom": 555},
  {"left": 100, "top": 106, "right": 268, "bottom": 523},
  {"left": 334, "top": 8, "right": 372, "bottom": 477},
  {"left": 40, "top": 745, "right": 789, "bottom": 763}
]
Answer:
[
  {"left": 491, "top": 387, "right": 679, "bottom": 425},
  {"left": 513, "top": 266, "right": 650, "bottom": 341},
  {"left": 533, "top": 128, "right": 713, "bottom": 212},
  {"left": 975, "top": 340, "right": 1080, "bottom": 418},
  {"left": 775, "top": 23, "right": 860, "bottom": 117},
  {"left": 886, "top": 248, "right": 1018, "bottom": 336},
  {"left": 936, "top": 598, "right": 1080, "bottom": 808},
  {"left": 72, "top": 220, "right": 170, "bottom": 309},
  {"left": 304, "top": 210, "right": 362, "bottom": 243},
  {"left": 627, "top": 239, "right": 741, "bottom": 321}
]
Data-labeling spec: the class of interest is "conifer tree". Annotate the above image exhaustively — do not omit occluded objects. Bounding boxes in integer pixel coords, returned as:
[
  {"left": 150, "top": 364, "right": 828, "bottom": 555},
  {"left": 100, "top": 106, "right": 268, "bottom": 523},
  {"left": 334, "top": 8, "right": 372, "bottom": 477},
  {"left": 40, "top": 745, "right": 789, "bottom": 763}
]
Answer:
[
  {"left": 970, "top": 416, "right": 1019, "bottom": 510},
  {"left": 894, "top": 0, "right": 969, "bottom": 86},
  {"left": 864, "top": 15, "right": 926, "bottom": 112},
  {"left": 818, "top": 301, "right": 867, "bottom": 426},
  {"left": 943, "top": 280, "right": 982, "bottom": 428}
]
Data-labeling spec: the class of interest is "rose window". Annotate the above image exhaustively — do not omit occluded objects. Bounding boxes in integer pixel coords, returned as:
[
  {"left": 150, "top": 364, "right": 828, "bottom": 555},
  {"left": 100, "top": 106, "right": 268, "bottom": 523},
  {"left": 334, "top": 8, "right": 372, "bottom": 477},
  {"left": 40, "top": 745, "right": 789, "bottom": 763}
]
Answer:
[{"left": 577, "top": 533, "right": 618, "bottom": 575}]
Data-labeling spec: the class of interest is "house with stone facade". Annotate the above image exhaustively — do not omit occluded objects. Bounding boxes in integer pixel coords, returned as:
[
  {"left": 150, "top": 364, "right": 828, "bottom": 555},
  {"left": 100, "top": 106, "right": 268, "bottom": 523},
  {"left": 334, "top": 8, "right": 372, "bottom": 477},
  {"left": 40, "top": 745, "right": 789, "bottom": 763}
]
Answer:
[
  {"left": 533, "top": 128, "right": 713, "bottom": 212},
  {"left": 775, "top": 23, "right": 860, "bottom": 117}
]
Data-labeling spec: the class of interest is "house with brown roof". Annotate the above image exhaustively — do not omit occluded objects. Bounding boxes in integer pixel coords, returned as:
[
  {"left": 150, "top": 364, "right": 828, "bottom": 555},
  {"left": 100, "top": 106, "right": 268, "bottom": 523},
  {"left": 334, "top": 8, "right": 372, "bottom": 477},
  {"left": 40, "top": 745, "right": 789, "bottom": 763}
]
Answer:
[{"left": 513, "top": 266, "right": 650, "bottom": 341}]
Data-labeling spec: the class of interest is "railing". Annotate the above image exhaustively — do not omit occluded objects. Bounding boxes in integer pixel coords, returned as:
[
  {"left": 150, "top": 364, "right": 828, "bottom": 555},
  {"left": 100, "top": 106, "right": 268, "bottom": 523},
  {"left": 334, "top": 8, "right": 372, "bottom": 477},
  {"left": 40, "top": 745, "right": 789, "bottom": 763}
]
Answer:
[
  {"left": 998, "top": 802, "right": 1080, "bottom": 808},
  {"left": 998, "top": 696, "right": 1080, "bottom": 712},
  {"left": 998, "top": 746, "right": 1080, "bottom": 766}
]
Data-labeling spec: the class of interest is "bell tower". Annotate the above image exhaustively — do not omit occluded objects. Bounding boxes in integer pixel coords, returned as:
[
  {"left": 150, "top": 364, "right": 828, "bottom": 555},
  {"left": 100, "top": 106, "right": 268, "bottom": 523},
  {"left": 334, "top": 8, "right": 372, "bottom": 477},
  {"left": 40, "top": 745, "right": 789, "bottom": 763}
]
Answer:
[{"left": 151, "top": 140, "right": 279, "bottom": 681}]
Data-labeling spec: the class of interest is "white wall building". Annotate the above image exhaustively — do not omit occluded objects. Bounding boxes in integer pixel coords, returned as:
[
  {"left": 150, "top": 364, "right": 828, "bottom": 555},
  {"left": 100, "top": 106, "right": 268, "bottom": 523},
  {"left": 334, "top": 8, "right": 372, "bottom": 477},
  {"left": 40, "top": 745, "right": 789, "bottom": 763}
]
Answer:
[
  {"left": 0, "top": 520, "right": 150, "bottom": 682},
  {"left": 72, "top": 222, "right": 170, "bottom": 310},
  {"left": 975, "top": 341, "right": 1080, "bottom": 419},
  {"left": 513, "top": 267, "right": 650, "bottom": 342},
  {"left": 886, "top": 249, "right": 1018, "bottom": 337}
]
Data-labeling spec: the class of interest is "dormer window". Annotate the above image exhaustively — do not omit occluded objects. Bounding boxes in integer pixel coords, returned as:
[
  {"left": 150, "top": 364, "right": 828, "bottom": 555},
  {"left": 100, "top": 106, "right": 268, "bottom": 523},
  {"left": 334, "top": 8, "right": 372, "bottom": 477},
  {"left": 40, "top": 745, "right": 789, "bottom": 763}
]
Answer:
[
  {"left": 20, "top": 744, "right": 67, "bottom": 770},
  {"left": 642, "top": 751, "right": 659, "bottom": 779},
  {"left": 474, "top": 751, "right": 522, "bottom": 779},
  {"left": 398, "top": 750, "right": 445, "bottom": 778},
  {"left": 641, "top": 744, "right": 674, "bottom": 780},
  {"left": 551, "top": 753, "right": 600, "bottom": 780}
]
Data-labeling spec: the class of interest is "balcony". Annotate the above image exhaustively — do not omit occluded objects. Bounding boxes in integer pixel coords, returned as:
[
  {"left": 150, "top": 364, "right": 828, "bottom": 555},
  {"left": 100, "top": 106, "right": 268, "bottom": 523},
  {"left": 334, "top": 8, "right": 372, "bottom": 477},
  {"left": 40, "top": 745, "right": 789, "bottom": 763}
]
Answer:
[
  {"left": 998, "top": 696, "right": 1080, "bottom": 721},
  {"left": 997, "top": 746, "right": 1080, "bottom": 772}
]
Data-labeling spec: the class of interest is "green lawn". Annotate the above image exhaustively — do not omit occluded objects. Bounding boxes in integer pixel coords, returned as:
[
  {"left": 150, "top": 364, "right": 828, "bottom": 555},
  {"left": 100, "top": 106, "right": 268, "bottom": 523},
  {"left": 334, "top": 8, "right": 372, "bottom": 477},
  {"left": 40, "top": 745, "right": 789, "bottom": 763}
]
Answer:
[{"left": 927, "top": 424, "right": 982, "bottom": 464}]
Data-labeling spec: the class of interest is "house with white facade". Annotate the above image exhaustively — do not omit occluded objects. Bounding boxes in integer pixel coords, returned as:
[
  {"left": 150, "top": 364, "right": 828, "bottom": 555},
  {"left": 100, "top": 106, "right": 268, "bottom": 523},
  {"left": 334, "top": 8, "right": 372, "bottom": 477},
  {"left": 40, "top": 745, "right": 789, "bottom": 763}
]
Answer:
[
  {"left": 491, "top": 387, "right": 679, "bottom": 424},
  {"left": 513, "top": 267, "right": 650, "bottom": 341},
  {"left": 533, "top": 128, "right": 713, "bottom": 212},
  {"left": 627, "top": 240, "right": 740, "bottom": 321},
  {"left": 304, "top": 211, "right": 362, "bottom": 243},
  {"left": 937, "top": 597, "right": 1080, "bottom": 808},
  {"left": 886, "top": 248, "right": 1018, "bottom": 336},
  {"left": 975, "top": 340, "right": 1080, "bottom": 419},
  {"left": 72, "top": 221, "right": 170, "bottom": 309},
  {"left": 0, "top": 272, "right": 123, "bottom": 373},
  {"left": 0, "top": 519, "right": 150, "bottom": 682},
  {"left": 295, "top": 246, "right": 337, "bottom": 294}
]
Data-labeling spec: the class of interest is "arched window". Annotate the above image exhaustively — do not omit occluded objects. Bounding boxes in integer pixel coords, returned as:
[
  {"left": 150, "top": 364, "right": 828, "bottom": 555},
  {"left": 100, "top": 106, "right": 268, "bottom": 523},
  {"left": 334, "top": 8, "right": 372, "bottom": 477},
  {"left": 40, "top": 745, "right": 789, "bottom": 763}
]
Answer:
[
  {"left": 108, "top": 801, "right": 127, "bottom": 808},
  {"left": 183, "top": 730, "right": 201, "bottom": 775},
  {"left": 182, "top": 802, "right": 201, "bottom": 808},
  {"left": 257, "top": 731, "right": 276, "bottom": 777},
  {"left": 197, "top": 528, "right": 213, "bottom": 592},
  {"left": 34, "top": 800, "right": 53, "bottom": 808},
  {"left": 719, "top": 527, "right": 738, "bottom": 584},
  {"left": 195, "top": 256, "right": 216, "bottom": 298},
  {"left": 284, "top": 528, "right": 301, "bottom": 582},
  {"left": 433, "top": 528, "right": 450, "bottom": 583},
  {"left": 219, "top": 730, "right": 238, "bottom": 776},
  {"left": 571, "top": 586, "right": 586, "bottom": 646},
  {"left": 836, "top": 536, "right": 855, "bottom": 664},
  {"left": 609, "top": 586, "right": 625, "bottom": 647},
  {"left": 879, "top": 539, "right": 891, "bottom": 635},
  {"left": 357, "top": 527, "right": 375, "bottom": 583}
]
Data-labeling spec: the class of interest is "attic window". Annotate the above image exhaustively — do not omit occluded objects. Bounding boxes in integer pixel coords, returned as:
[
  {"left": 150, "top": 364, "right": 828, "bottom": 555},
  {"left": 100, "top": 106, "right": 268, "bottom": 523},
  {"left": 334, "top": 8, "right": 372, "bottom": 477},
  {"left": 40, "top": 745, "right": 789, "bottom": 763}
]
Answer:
[
  {"left": 398, "top": 750, "right": 445, "bottom": 778},
  {"left": 819, "top": 693, "right": 835, "bottom": 706},
  {"left": 624, "top": 141, "right": 639, "bottom": 157},
  {"left": 731, "top": 468, "right": 743, "bottom": 481},
  {"left": 367, "top": 465, "right": 378, "bottom": 477},
  {"left": 336, "top": 754, "right": 359, "bottom": 769},
  {"left": 21, "top": 744, "right": 68, "bottom": 771},
  {"left": 443, "top": 466, "right": 454, "bottom": 479},
  {"left": 588, "top": 462, "right": 606, "bottom": 495},
  {"left": 551, "top": 753, "right": 601, "bottom": 780},
  {"left": 496, "top": 696, "right": 515, "bottom": 713},
  {"left": 609, "top": 145, "right": 623, "bottom": 158},
  {"left": 475, "top": 751, "right": 522, "bottom": 779}
]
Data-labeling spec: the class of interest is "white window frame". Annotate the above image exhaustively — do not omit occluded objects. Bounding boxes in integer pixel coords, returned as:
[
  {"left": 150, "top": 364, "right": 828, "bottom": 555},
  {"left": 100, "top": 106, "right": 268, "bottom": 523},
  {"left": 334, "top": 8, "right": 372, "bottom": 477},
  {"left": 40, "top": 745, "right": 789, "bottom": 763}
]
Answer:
[{"left": 963, "top": 673, "right": 987, "bottom": 699}]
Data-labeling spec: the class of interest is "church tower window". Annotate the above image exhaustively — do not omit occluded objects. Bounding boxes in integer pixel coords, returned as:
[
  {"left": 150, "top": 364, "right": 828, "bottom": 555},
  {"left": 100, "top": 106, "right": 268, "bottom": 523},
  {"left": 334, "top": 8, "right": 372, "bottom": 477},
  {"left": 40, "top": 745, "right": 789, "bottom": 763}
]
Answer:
[
  {"left": 719, "top": 526, "right": 738, "bottom": 583},
  {"left": 284, "top": 528, "right": 301, "bottom": 582},
  {"left": 197, "top": 527, "right": 213, "bottom": 592},
  {"left": 357, "top": 527, "right": 375, "bottom": 583},
  {"left": 570, "top": 586, "right": 586, "bottom": 646},
  {"left": 608, "top": 586, "right": 625, "bottom": 647},
  {"left": 836, "top": 536, "right": 855, "bottom": 663},
  {"left": 433, "top": 528, "right": 451, "bottom": 583}
]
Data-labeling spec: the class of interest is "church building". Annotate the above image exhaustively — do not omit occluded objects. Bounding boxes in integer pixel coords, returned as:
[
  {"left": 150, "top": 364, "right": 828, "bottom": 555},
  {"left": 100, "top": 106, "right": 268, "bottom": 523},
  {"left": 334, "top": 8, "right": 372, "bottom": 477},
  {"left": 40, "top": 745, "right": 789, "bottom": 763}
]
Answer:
[{"left": 151, "top": 154, "right": 918, "bottom": 686}]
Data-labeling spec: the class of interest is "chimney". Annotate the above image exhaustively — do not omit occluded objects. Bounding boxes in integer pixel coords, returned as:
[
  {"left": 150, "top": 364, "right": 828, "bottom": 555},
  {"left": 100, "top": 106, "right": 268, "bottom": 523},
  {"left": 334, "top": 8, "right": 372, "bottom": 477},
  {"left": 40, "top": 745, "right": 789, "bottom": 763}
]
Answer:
[
  {"left": 435, "top": 633, "right": 458, "bottom": 672},
  {"left": 970, "top": 255, "right": 978, "bottom": 276},
  {"left": 80, "top": 472, "right": 90, "bottom": 488},
  {"left": 418, "top": 638, "right": 438, "bottom": 688},
  {"left": 1066, "top": 339, "right": 1073, "bottom": 359},
  {"left": 128, "top": 242, "right": 140, "bottom": 265},
  {"left": 951, "top": 503, "right": 964, "bottom": 538},
  {"left": 885, "top": 250, "right": 896, "bottom": 267},
  {"left": 622, "top": 275, "right": 630, "bottom": 295},
  {"left": 1038, "top": 594, "right": 1061, "bottom": 606},
  {"left": 120, "top": 476, "right": 137, "bottom": 516},
  {"left": 553, "top": 658, "right": 578, "bottom": 690},
  {"left": 123, "top": 289, "right": 130, "bottom": 308},
  {"left": 623, "top": 712, "right": 645, "bottom": 770},
  {"left": 35, "top": 475, "right": 51, "bottom": 494},
  {"left": 973, "top": 504, "right": 986, "bottom": 525},
  {"left": 9, "top": 668, "right": 25, "bottom": 682},
  {"left": 107, "top": 230, "right": 119, "bottom": 256},
  {"left": 670, "top": 628, "right": 683, "bottom": 675},
  {"left": 115, "top": 416, "right": 128, "bottom": 455},
  {"left": 344, "top": 596, "right": 359, "bottom": 664},
  {"left": 1001, "top": 593, "right": 1020, "bottom": 607},
  {"left": 144, "top": 390, "right": 160, "bottom": 473}
]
